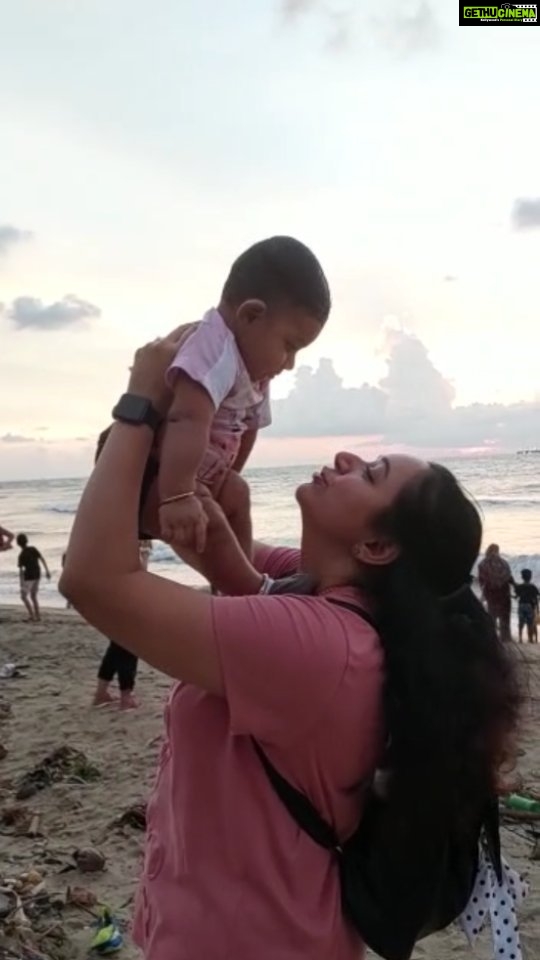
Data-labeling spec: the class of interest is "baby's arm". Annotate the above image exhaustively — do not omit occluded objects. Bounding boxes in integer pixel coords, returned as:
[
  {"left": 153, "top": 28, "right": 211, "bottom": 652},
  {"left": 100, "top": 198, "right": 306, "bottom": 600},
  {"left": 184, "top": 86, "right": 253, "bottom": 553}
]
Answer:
[{"left": 159, "top": 373, "right": 215, "bottom": 550}]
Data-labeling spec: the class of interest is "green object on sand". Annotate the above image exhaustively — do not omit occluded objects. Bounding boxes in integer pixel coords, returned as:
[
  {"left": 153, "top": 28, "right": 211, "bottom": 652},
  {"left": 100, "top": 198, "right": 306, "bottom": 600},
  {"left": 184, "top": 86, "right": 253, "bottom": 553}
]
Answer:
[
  {"left": 91, "top": 907, "right": 124, "bottom": 954},
  {"left": 504, "top": 793, "right": 540, "bottom": 813}
]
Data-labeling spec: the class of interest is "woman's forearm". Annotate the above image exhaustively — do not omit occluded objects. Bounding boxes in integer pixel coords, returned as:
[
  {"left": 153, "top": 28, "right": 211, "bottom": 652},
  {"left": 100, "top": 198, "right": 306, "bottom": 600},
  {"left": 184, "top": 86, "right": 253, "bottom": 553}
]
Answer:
[{"left": 61, "top": 422, "right": 151, "bottom": 598}]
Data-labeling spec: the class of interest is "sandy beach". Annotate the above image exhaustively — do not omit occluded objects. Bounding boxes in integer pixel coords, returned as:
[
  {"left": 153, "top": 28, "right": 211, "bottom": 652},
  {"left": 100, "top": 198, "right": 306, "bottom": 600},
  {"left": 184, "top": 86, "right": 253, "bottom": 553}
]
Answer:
[{"left": 1, "top": 605, "right": 540, "bottom": 960}]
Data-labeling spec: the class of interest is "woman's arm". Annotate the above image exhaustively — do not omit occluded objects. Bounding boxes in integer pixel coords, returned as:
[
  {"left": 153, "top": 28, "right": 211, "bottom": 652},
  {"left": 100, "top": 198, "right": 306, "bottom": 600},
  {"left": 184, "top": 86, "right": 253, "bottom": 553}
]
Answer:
[
  {"left": 59, "top": 337, "right": 231, "bottom": 694},
  {"left": 179, "top": 492, "right": 264, "bottom": 596}
]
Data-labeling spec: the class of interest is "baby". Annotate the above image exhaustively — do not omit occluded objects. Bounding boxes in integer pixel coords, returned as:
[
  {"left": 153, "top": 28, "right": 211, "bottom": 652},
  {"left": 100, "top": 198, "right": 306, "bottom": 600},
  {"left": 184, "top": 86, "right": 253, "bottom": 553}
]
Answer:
[{"left": 157, "top": 235, "right": 330, "bottom": 559}]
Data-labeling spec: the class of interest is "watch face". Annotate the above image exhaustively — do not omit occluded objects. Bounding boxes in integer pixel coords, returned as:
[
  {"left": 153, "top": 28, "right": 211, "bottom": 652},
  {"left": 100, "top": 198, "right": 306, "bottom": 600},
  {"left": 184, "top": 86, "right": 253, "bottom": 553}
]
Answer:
[
  {"left": 112, "top": 393, "right": 161, "bottom": 429},
  {"left": 121, "top": 395, "right": 151, "bottom": 421}
]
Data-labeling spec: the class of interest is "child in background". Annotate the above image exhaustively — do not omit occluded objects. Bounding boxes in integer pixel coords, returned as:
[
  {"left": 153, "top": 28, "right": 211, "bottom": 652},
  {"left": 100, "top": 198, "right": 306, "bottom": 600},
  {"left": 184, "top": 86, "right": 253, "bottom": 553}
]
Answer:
[
  {"left": 17, "top": 533, "right": 50, "bottom": 623},
  {"left": 157, "top": 236, "right": 330, "bottom": 560},
  {"left": 515, "top": 568, "right": 539, "bottom": 643}
]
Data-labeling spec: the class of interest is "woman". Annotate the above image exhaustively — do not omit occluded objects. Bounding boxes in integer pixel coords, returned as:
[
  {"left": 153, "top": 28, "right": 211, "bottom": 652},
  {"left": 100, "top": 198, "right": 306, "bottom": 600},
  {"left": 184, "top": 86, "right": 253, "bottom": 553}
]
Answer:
[
  {"left": 61, "top": 336, "right": 520, "bottom": 960},
  {"left": 478, "top": 543, "right": 513, "bottom": 642}
]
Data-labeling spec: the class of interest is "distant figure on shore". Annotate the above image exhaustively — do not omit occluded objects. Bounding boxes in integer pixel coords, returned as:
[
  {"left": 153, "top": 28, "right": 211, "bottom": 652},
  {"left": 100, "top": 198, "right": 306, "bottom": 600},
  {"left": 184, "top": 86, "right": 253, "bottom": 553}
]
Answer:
[
  {"left": 16, "top": 533, "right": 51, "bottom": 623},
  {"left": 0, "top": 524, "right": 14, "bottom": 552},
  {"left": 61, "top": 553, "right": 72, "bottom": 609},
  {"left": 91, "top": 540, "right": 152, "bottom": 711},
  {"left": 515, "top": 568, "right": 539, "bottom": 643},
  {"left": 138, "top": 539, "right": 153, "bottom": 571},
  {"left": 478, "top": 543, "right": 513, "bottom": 642}
]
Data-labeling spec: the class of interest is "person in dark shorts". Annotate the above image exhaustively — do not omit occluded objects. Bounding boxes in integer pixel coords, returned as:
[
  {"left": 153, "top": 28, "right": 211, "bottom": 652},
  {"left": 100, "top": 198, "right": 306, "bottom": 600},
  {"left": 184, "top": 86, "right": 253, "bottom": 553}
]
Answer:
[
  {"left": 16, "top": 533, "right": 50, "bottom": 622},
  {"left": 515, "top": 568, "right": 539, "bottom": 643},
  {"left": 92, "top": 428, "right": 150, "bottom": 709}
]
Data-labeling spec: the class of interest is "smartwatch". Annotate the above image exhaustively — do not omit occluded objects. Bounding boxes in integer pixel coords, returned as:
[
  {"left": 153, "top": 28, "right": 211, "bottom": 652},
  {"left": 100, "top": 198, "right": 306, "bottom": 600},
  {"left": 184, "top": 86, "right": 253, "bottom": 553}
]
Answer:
[{"left": 111, "top": 394, "right": 162, "bottom": 432}]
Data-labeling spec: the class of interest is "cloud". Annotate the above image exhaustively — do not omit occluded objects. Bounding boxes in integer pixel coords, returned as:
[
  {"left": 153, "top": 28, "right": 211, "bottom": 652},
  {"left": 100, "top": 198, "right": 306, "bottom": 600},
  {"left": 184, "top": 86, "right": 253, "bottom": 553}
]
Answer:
[
  {"left": 281, "top": 0, "right": 313, "bottom": 16},
  {"left": 511, "top": 198, "right": 540, "bottom": 231},
  {"left": 0, "top": 224, "right": 33, "bottom": 257},
  {"left": 279, "top": 0, "right": 439, "bottom": 56},
  {"left": 1, "top": 432, "right": 35, "bottom": 444},
  {"left": 5, "top": 294, "right": 101, "bottom": 330},
  {"left": 268, "top": 330, "right": 540, "bottom": 450}
]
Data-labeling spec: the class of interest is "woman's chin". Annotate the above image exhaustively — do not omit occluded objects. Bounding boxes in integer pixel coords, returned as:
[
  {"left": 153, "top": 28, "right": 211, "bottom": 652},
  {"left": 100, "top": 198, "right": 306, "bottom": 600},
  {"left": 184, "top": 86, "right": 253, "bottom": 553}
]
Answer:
[{"left": 295, "top": 482, "right": 313, "bottom": 507}]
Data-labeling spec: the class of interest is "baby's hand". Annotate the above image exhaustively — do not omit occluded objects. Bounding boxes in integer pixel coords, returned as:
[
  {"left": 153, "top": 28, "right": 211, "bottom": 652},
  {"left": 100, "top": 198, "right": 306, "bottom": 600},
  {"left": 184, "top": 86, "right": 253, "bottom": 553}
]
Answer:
[{"left": 159, "top": 495, "right": 208, "bottom": 554}]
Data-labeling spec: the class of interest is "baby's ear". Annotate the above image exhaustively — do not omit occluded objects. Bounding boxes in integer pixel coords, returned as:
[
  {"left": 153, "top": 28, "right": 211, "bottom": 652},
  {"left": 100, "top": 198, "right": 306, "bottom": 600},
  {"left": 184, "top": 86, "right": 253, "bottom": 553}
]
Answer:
[{"left": 236, "top": 299, "right": 266, "bottom": 324}]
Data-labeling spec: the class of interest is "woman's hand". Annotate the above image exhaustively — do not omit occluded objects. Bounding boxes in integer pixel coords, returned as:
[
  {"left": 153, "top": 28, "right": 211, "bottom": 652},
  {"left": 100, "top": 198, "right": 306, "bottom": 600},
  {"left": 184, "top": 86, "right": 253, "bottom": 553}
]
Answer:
[
  {"left": 127, "top": 336, "right": 180, "bottom": 417},
  {"left": 194, "top": 485, "right": 263, "bottom": 596},
  {"left": 127, "top": 323, "right": 195, "bottom": 416}
]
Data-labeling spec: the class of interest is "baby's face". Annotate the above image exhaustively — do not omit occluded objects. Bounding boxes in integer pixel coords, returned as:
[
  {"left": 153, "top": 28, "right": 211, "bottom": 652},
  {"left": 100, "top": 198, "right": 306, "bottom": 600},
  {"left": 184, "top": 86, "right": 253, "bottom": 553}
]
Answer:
[{"left": 236, "top": 304, "right": 323, "bottom": 382}]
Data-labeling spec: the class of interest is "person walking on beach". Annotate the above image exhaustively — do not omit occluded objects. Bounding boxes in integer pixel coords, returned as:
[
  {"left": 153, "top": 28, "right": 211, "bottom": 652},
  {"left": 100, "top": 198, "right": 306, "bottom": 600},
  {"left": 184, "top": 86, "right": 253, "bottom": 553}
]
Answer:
[
  {"left": 478, "top": 543, "right": 513, "bottom": 642},
  {"left": 0, "top": 524, "right": 14, "bottom": 552},
  {"left": 60, "top": 336, "right": 522, "bottom": 960},
  {"left": 16, "top": 533, "right": 50, "bottom": 622},
  {"left": 514, "top": 568, "right": 539, "bottom": 643}
]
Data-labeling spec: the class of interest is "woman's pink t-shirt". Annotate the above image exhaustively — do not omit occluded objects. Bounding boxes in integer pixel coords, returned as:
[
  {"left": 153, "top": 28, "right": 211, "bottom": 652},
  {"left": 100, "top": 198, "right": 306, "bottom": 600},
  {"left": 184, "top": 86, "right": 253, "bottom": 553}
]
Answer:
[{"left": 133, "top": 547, "right": 384, "bottom": 959}]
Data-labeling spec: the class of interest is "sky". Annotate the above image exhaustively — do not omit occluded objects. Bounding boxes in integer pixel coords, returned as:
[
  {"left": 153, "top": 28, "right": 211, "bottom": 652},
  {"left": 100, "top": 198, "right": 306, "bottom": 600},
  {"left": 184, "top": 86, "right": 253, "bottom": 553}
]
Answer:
[{"left": 1, "top": 0, "right": 539, "bottom": 480}]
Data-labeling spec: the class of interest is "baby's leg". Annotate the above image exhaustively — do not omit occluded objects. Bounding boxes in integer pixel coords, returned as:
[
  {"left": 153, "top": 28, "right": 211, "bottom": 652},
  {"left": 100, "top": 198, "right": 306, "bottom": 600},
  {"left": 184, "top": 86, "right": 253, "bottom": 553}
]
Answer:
[{"left": 214, "top": 470, "right": 252, "bottom": 559}]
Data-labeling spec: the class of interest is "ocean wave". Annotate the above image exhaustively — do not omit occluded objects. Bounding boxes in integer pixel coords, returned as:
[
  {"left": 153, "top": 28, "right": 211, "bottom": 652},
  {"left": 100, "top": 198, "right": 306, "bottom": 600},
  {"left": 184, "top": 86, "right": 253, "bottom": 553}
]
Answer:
[
  {"left": 44, "top": 505, "right": 77, "bottom": 515},
  {"left": 149, "top": 543, "right": 183, "bottom": 565},
  {"left": 478, "top": 497, "right": 540, "bottom": 508}
]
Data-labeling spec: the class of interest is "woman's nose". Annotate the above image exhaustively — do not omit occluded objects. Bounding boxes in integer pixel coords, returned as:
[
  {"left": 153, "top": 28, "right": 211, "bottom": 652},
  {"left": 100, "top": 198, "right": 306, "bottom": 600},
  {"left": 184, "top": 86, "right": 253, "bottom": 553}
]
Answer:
[{"left": 334, "top": 451, "right": 363, "bottom": 474}]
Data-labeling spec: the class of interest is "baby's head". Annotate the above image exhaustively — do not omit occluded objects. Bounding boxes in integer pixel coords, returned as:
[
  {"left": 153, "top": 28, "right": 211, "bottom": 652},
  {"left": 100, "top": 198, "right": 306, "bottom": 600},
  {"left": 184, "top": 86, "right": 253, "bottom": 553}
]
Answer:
[
  {"left": 521, "top": 568, "right": 532, "bottom": 583},
  {"left": 219, "top": 236, "right": 330, "bottom": 381}
]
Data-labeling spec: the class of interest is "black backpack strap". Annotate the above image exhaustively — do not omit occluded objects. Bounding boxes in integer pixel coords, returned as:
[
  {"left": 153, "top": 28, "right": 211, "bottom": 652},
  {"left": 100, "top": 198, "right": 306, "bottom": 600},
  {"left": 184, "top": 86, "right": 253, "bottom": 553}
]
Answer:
[
  {"left": 253, "top": 598, "right": 377, "bottom": 854},
  {"left": 325, "top": 597, "right": 378, "bottom": 630},
  {"left": 252, "top": 740, "right": 339, "bottom": 851}
]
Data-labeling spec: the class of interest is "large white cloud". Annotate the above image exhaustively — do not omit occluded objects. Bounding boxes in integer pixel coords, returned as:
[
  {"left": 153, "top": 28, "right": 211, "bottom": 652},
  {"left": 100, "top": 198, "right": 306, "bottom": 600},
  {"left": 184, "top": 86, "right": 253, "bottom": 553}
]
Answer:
[
  {"left": 268, "top": 330, "right": 540, "bottom": 449},
  {"left": 279, "top": 0, "right": 439, "bottom": 55}
]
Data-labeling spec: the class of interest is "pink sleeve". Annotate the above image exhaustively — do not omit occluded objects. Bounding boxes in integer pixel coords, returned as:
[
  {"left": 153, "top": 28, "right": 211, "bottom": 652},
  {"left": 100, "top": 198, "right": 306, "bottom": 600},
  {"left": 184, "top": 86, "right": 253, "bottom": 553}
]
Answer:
[
  {"left": 212, "top": 594, "right": 351, "bottom": 745},
  {"left": 166, "top": 321, "right": 238, "bottom": 409},
  {"left": 253, "top": 544, "right": 302, "bottom": 578}
]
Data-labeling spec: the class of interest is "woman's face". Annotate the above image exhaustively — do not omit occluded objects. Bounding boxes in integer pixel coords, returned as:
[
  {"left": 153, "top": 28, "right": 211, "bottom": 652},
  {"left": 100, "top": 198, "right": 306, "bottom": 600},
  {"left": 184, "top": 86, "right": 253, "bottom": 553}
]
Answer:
[{"left": 297, "top": 451, "right": 428, "bottom": 553}]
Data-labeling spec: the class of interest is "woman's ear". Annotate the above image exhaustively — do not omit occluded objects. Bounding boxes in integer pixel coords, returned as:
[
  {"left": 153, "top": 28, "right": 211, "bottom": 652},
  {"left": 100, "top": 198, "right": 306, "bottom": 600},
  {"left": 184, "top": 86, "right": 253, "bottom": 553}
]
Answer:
[{"left": 353, "top": 538, "right": 399, "bottom": 567}]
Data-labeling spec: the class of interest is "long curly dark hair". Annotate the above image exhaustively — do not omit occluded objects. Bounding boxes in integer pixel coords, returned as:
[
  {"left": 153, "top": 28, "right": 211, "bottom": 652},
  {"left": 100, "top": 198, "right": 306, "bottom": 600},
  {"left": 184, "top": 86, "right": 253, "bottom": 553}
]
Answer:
[{"left": 373, "top": 463, "right": 522, "bottom": 823}]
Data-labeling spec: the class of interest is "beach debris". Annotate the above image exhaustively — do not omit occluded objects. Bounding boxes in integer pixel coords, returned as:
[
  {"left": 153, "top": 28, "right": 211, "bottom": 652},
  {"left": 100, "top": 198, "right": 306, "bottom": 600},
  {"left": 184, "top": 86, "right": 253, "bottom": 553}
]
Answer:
[
  {"left": 73, "top": 848, "right": 105, "bottom": 874},
  {"left": 114, "top": 802, "right": 146, "bottom": 832},
  {"left": 15, "top": 747, "right": 100, "bottom": 800},
  {"left": 66, "top": 885, "right": 97, "bottom": 909},
  {"left": 0, "top": 746, "right": 7, "bottom": 762},
  {"left": 0, "top": 664, "right": 19, "bottom": 681},
  {"left": 90, "top": 907, "right": 123, "bottom": 954},
  {"left": 0, "top": 889, "right": 18, "bottom": 920},
  {"left": 0, "top": 870, "right": 71, "bottom": 959},
  {"left": 504, "top": 792, "right": 540, "bottom": 814},
  {"left": 0, "top": 805, "right": 33, "bottom": 835},
  {"left": 530, "top": 839, "right": 540, "bottom": 861},
  {"left": 25, "top": 817, "right": 41, "bottom": 840}
]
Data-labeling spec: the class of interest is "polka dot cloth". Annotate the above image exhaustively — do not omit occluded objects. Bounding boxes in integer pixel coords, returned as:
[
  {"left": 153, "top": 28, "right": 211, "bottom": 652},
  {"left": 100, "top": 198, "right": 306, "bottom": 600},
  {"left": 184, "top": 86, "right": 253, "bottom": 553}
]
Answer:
[{"left": 459, "top": 847, "right": 528, "bottom": 960}]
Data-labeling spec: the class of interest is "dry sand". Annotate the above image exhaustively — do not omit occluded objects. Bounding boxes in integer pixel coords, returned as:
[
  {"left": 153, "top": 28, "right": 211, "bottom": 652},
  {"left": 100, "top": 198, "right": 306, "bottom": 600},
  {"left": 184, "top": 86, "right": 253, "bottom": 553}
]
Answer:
[{"left": 1, "top": 604, "right": 540, "bottom": 960}]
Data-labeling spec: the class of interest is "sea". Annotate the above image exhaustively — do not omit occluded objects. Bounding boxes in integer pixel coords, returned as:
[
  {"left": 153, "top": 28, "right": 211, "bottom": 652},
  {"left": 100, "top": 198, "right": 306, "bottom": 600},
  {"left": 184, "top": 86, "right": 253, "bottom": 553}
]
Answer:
[{"left": 0, "top": 455, "right": 539, "bottom": 609}]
